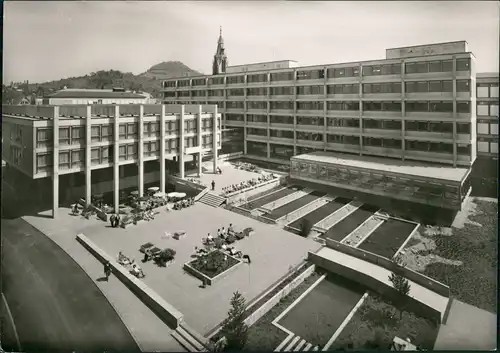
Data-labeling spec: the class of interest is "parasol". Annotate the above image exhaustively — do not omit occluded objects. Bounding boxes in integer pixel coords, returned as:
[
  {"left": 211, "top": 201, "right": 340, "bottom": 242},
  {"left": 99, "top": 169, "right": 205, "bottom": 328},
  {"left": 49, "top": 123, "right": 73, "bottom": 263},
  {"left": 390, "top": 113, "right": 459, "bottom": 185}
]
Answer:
[
  {"left": 153, "top": 191, "right": 166, "bottom": 197},
  {"left": 148, "top": 186, "right": 160, "bottom": 192}
]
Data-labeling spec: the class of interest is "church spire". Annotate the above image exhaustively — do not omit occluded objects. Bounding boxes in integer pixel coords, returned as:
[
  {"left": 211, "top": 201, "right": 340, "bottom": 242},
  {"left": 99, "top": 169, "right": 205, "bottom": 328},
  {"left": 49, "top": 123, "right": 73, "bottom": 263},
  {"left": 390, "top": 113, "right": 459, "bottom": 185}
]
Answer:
[{"left": 212, "top": 26, "right": 228, "bottom": 75}]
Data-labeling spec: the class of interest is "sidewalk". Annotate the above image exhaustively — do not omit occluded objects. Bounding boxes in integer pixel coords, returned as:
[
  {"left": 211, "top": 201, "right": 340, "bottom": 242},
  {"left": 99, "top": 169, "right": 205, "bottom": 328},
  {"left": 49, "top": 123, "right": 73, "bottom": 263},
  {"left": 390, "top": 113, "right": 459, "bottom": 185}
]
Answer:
[{"left": 23, "top": 208, "right": 185, "bottom": 352}]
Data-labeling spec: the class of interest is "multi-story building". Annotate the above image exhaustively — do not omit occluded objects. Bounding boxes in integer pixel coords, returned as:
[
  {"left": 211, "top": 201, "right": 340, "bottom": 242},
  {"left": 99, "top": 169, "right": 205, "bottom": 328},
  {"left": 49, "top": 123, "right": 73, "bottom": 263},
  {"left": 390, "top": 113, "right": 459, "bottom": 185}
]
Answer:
[
  {"left": 42, "top": 88, "right": 148, "bottom": 105},
  {"left": 2, "top": 104, "right": 222, "bottom": 218},
  {"left": 161, "top": 39, "right": 481, "bottom": 211},
  {"left": 475, "top": 72, "right": 499, "bottom": 160}
]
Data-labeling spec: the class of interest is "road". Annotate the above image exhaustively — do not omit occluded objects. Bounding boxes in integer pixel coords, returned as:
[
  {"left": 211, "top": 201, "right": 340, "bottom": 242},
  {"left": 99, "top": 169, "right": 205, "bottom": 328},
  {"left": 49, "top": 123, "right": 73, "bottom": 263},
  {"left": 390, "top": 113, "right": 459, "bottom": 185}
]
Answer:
[{"left": 1, "top": 217, "right": 140, "bottom": 352}]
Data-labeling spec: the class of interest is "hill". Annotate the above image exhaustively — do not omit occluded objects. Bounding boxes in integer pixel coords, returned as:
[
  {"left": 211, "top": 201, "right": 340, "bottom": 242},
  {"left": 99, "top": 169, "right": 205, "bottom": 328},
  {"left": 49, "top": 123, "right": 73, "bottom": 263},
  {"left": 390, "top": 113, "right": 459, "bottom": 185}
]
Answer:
[{"left": 2, "top": 61, "right": 202, "bottom": 102}]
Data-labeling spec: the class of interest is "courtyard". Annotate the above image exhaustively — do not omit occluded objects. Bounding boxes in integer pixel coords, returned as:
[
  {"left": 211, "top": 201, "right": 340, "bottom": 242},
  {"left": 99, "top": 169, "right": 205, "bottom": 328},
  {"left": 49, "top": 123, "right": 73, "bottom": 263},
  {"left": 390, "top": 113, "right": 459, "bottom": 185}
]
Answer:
[{"left": 83, "top": 202, "right": 322, "bottom": 335}]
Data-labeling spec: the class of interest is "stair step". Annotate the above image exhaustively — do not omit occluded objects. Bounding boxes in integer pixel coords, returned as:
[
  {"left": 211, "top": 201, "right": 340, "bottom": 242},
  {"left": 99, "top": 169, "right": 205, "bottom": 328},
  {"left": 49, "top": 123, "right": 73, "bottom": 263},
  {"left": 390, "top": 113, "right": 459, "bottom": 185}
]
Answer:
[
  {"left": 285, "top": 336, "right": 301, "bottom": 351},
  {"left": 172, "top": 330, "right": 198, "bottom": 352},
  {"left": 294, "top": 339, "right": 307, "bottom": 351},
  {"left": 176, "top": 326, "right": 205, "bottom": 351},
  {"left": 312, "top": 346, "right": 319, "bottom": 351},
  {"left": 303, "top": 343, "right": 312, "bottom": 351},
  {"left": 179, "top": 323, "right": 210, "bottom": 350}
]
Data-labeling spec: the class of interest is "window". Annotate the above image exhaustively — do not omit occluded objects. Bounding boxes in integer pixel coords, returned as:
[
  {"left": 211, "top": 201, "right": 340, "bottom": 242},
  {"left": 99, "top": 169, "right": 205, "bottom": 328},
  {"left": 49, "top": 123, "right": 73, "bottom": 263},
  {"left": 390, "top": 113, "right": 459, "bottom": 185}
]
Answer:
[
  {"left": 429, "top": 142, "right": 453, "bottom": 154},
  {"left": 491, "top": 84, "right": 499, "bottom": 98},
  {"left": 416, "top": 81, "right": 428, "bottom": 92},
  {"left": 428, "top": 61, "right": 442, "bottom": 73},
  {"left": 442, "top": 80, "right": 453, "bottom": 92},
  {"left": 405, "top": 63, "right": 417, "bottom": 74},
  {"left": 297, "top": 101, "right": 323, "bottom": 110},
  {"left": 71, "top": 149, "right": 84, "bottom": 168},
  {"left": 208, "top": 77, "right": 225, "bottom": 85},
  {"left": 456, "top": 80, "right": 470, "bottom": 92},
  {"left": 328, "top": 66, "right": 360, "bottom": 78},
  {"left": 101, "top": 125, "right": 112, "bottom": 141},
  {"left": 456, "top": 58, "right": 470, "bottom": 71},
  {"left": 59, "top": 127, "right": 70, "bottom": 145},
  {"left": 297, "top": 85, "right": 324, "bottom": 95},
  {"left": 226, "top": 101, "right": 243, "bottom": 109},
  {"left": 247, "top": 101, "right": 267, "bottom": 110},
  {"left": 36, "top": 154, "right": 52, "bottom": 171},
  {"left": 270, "top": 86, "right": 294, "bottom": 95},
  {"left": 71, "top": 126, "right": 84, "bottom": 144},
  {"left": 442, "top": 60, "right": 453, "bottom": 72},
  {"left": 429, "top": 101, "right": 453, "bottom": 113},
  {"left": 457, "top": 102, "right": 470, "bottom": 113},
  {"left": 247, "top": 128, "right": 267, "bottom": 136},
  {"left": 406, "top": 101, "right": 428, "bottom": 112},
  {"left": 383, "top": 139, "right": 402, "bottom": 149},
  {"left": 363, "top": 102, "right": 382, "bottom": 111},
  {"left": 270, "top": 130, "right": 294, "bottom": 139},
  {"left": 270, "top": 72, "right": 294, "bottom": 82},
  {"left": 429, "top": 81, "right": 442, "bottom": 92},
  {"left": 477, "top": 84, "right": 490, "bottom": 98},
  {"left": 247, "top": 114, "right": 267, "bottom": 123},
  {"left": 344, "top": 101, "right": 359, "bottom": 111},
  {"left": 59, "top": 151, "right": 70, "bottom": 169},
  {"left": 415, "top": 62, "right": 428, "bottom": 73},
  {"left": 270, "top": 101, "right": 293, "bottom": 110},
  {"left": 192, "top": 78, "right": 205, "bottom": 86},
  {"left": 178, "top": 80, "right": 190, "bottom": 87},
  {"left": 209, "top": 89, "right": 225, "bottom": 96},
  {"left": 457, "top": 144, "right": 471, "bottom": 155},
  {"left": 247, "top": 74, "right": 268, "bottom": 83},
  {"left": 490, "top": 123, "right": 498, "bottom": 135},
  {"left": 429, "top": 122, "right": 453, "bottom": 133},
  {"left": 383, "top": 102, "right": 402, "bottom": 112},
  {"left": 119, "top": 124, "right": 126, "bottom": 138},
  {"left": 363, "top": 137, "right": 382, "bottom": 147},
  {"left": 296, "top": 69, "right": 324, "bottom": 80},
  {"left": 247, "top": 88, "right": 267, "bottom": 96},
  {"left": 227, "top": 76, "right": 245, "bottom": 84},
  {"left": 491, "top": 104, "right": 499, "bottom": 116},
  {"left": 457, "top": 123, "right": 471, "bottom": 134}
]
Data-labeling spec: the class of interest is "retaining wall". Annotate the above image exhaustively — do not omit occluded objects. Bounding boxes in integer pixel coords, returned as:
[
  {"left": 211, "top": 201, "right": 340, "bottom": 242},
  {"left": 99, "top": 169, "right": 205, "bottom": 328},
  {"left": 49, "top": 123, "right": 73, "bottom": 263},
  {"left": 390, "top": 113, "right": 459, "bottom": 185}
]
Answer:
[
  {"left": 308, "top": 252, "right": 443, "bottom": 324},
  {"left": 225, "top": 177, "right": 282, "bottom": 204},
  {"left": 324, "top": 239, "right": 450, "bottom": 297},
  {"left": 243, "top": 264, "right": 316, "bottom": 327},
  {"left": 76, "top": 233, "right": 184, "bottom": 328}
]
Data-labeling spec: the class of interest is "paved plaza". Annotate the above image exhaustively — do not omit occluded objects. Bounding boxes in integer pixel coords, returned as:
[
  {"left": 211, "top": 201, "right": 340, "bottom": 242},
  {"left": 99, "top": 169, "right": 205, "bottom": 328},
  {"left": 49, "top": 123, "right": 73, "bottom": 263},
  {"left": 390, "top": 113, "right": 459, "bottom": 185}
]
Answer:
[
  {"left": 84, "top": 202, "right": 322, "bottom": 335},
  {"left": 187, "top": 160, "right": 278, "bottom": 194}
]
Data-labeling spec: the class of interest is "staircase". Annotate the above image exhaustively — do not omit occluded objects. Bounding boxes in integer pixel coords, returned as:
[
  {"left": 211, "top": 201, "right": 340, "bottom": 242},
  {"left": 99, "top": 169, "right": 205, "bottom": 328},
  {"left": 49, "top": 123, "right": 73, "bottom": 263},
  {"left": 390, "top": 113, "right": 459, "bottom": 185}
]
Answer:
[
  {"left": 171, "top": 323, "right": 210, "bottom": 352},
  {"left": 275, "top": 334, "right": 320, "bottom": 352},
  {"left": 198, "top": 192, "right": 226, "bottom": 207}
]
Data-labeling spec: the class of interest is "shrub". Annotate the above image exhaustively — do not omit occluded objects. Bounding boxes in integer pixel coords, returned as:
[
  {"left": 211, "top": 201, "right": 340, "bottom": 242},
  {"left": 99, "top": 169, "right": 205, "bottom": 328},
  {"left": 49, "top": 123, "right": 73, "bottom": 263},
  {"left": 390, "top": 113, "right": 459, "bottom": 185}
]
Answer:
[
  {"left": 300, "top": 219, "right": 313, "bottom": 237},
  {"left": 155, "top": 248, "right": 176, "bottom": 267}
]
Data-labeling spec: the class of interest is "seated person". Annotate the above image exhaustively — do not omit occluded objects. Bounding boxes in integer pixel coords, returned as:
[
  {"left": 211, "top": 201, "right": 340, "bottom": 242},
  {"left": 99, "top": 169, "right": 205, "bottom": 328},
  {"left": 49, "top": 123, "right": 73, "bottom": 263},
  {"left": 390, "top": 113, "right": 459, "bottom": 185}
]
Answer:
[
  {"left": 117, "top": 251, "right": 130, "bottom": 265},
  {"left": 221, "top": 227, "right": 226, "bottom": 236},
  {"left": 217, "top": 229, "right": 222, "bottom": 237},
  {"left": 221, "top": 243, "right": 228, "bottom": 251},
  {"left": 228, "top": 247, "right": 243, "bottom": 257},
  {"left": 131, "top": 262, "right": 145, "bottom": 278},
  {"left": 227, "top": 223, "right": 235, "bottom": 235},
  {"left": 207, "top": 233, "right": 214, "bottom": 242}
]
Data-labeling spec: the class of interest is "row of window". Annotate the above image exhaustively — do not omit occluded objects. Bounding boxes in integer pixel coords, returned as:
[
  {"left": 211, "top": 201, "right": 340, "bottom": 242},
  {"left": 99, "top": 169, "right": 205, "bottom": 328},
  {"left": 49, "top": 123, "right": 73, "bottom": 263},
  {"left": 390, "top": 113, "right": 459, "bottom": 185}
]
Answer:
[
  {"left": 478, "top": 141, "right": 499, "bottom": 154},
  {"left": 477, "top": 83, "right": 500, "bottom": 98},
  {"left": 167, "top": 79, "right": 472, "bottom": 97},
  {"left": 165, "top": 58, "right": 471, "bottom": 87},
  {"left": 477, "top": 102, "right": 499, "bottom": 117},
  {"left": 477, "top": 122, "right": 499, "bottom": 136}
]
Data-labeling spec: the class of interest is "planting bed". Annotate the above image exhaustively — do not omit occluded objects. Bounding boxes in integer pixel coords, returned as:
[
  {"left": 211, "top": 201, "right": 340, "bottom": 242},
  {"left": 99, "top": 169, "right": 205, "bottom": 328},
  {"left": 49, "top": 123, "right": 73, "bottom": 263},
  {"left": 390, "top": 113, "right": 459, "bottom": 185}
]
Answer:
[
  {"left": 277, "top": 273, "right": 366, "bottom": 347},
  {"left": 263, "top": 191, "right": 326, "bottom": 221},
  {"left": 243, "top": 272, "right": 323, "bottom": 351},
  {"left": 414, "top": 199, "right": 497, "bottom": 312},
  {"left": 239, "top": 186, "right": 302, "bottom": 210},
  {"left": 187, "top": 250, "right": 240, "bottom": 278},
  {"left": 320, "top": 204, "right": 379, "bottom": 242},
  {"left": 287, "top": 197, "right": 351, "bottom": 230},
  {"left": 331, "top": 292, "right": 439, "bottom": 351},
  {"left": 358, "top": 219, "right": 416, "bottom": 259}
]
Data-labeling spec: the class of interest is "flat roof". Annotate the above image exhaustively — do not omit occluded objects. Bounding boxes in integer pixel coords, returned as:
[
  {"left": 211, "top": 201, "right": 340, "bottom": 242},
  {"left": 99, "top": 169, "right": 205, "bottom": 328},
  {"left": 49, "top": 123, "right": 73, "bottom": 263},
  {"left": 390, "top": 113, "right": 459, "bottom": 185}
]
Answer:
[
  {"left": 46, "top": 90, "right": 146, "bottom": 99},
  {"left": 385, "top": 40, "right": 467, "bottom": 51},
  {"left": 227, "top": 60, "right": 298, "bottom": 68},
  {"left": 291, "top": 151, "right": 469, "bottom": 183}
]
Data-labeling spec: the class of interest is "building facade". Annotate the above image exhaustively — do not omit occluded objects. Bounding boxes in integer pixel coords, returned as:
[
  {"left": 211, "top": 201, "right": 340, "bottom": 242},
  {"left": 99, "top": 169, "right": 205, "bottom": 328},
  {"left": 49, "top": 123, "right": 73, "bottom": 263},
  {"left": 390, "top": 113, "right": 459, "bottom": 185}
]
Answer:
[
  {"left": 475, "top": 72, "right": 499, "bottom": 160},
  {"left": 162, "top": 40, "right": 478, "bottom": 170},
  {"left": 43, "top": 88, "right": 148, "bottom": 105},
  {"left": 2, "top": 104, "right": 222, "bottom": 218}
]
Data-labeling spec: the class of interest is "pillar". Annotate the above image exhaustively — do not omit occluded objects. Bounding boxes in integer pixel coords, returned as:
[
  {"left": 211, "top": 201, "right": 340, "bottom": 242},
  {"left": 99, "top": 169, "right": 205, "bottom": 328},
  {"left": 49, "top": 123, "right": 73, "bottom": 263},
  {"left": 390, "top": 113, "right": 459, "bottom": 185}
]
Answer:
[
  {"left": 138, "top": 105, "right": 144, "bottom": 196},
  {"left": 85, "top": 105, "right": 92, "bottom": 205},
  {"left": 212, "top": 105, "right": 218, "bottom": 172},
  {"left": 52, "top": 107, "right": 60, "bottom": 219},
  {"left": 197, "top": 105, "right": 203, "bottom": 177},
  {"left": 179, "top": 105, "right": 185, "bottom": 179},
  {"left": 113, "top": 105, "right": 120, "bottom": 213},
  {"left": 160, "top": 105, "right": 166, "bottom": 193}
]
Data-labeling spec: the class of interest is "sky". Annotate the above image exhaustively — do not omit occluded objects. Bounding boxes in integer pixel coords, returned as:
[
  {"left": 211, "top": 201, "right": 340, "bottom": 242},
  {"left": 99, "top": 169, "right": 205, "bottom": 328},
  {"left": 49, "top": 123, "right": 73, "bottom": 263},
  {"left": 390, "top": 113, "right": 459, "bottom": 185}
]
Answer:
[{"left": 3, "top": 1, "right": 499, "bottom": 84}]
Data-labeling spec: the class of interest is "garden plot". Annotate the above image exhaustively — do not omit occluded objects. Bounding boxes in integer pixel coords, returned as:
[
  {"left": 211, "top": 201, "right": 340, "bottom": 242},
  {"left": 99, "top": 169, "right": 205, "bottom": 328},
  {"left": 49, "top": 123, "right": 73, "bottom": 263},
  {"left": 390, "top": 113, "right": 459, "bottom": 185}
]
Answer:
[
  {"left": 239, "top": 186, "right": 302, "bottom": 210},
  {"left": 398, "top": 198, "right": 497, "bottom": 313},
  {"left": 287, "top": 197, "right": 351, "bottom": 231},
  {"left": 358, "top": 219, "right": 417, "bottom": 259},
  {"left": 320, "top": 204, "right": 379, "bottom": 242},
  {"left": 263, "top": 191, "right": 326, "bottom": 221},
  {"left": 277, "top": 273, "right": 366, "bottom": 348}
]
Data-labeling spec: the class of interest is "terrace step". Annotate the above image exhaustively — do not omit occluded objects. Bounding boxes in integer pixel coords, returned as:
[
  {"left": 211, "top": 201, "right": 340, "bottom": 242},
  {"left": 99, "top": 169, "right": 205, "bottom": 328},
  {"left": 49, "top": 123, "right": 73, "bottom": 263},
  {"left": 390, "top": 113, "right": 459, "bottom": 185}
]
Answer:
[
  {"left": 285, "top": 336, "right": 301, "bottom": 351},
  {"left": 279, "top": 196, "right": 332, "bottom": 226},
  {"left": 294, "top": 339, "right": 307, "bottom": 351},
  {"left": 282, "top": 335, "right": 317, "bottom": 352},
  {"left": 313, "top": 201, "right": 362, "bottom": 232},
  {"left": 175, "top": 325, "right": 208, "bottom": 352},
  {"left": 198, "top": 192, "right": 226, "bottom": 207},
  {"left": 303, "top": 343, "right": 313, "bottom": 351},
  {"left": 260, "top": 188, "right": 314, "bottom": 213},
  {"left": 179, "top": 323, "right": 211, "bottom": 351},
  {"left": 171, "top": 330, "right": 198, "bottom": 352}
]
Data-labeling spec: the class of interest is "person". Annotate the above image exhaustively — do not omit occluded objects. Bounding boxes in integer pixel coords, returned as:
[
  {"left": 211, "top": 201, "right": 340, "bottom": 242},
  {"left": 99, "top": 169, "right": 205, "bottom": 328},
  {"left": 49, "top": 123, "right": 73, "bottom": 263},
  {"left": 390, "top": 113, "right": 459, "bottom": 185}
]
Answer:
[
  {"left": 211, "top": 180, "right": 215, "bottom": 191},
  {"left": 110, "top": 214, "right": 116, "bottom": 227},
  {"left": 228, "top": 223, "right": 235, "bottom": 235},
  {"left": 72, "top": 203, "right": 78, "bottom": 215},
  {"left": 216, "top": 228, "right": 221, "bottom": 237},
  {"left": 221, "top": 227, "right": 226, "bottom": 236},
  {"left": 207, "top": 233, "right": 214, "bottom": 242},
  {"left": 242, "top": 254, "right": 251, "bottom": 264},
  {"left": 104, "top": 261, "right": 112, "bottom": 281},
  {"left": 217, "top": 167, "right": 222, "bottom": 175},
  {"left": 221, "top": 243, "right": 228, "bottom": 251},
  {"left": 115, "top": 214, "right": 121, "bottom": 228},
  {"left": 131, "top": 262, "right": 145, "bottom": 278}
]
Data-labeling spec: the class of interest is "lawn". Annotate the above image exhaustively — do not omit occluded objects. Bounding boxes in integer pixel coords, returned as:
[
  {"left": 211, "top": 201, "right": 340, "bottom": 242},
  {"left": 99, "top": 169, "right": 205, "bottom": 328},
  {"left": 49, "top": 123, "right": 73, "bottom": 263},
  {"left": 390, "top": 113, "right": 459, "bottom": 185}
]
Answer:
[
  {"left": 331, "top": 292, "right": 439, "bottom": 351},
  {"left": 244, "top": 271, "right": 322, "bottom": 351},
  {"left": 188, "top": 250, "right": 240, "bottom": 278},
  {"left": 419, "top": 199, "right": 497, "bottom": 313}
]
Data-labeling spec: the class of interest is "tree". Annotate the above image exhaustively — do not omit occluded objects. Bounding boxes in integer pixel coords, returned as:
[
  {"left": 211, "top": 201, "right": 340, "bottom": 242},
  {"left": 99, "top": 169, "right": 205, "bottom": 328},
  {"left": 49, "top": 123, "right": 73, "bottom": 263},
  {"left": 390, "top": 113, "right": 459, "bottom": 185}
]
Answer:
[
  {"left": 388, "top": 261, "right": 411, "bottom": 320},
  {"left": 220, "top": 291, "right": 248, "bottom": 350}
]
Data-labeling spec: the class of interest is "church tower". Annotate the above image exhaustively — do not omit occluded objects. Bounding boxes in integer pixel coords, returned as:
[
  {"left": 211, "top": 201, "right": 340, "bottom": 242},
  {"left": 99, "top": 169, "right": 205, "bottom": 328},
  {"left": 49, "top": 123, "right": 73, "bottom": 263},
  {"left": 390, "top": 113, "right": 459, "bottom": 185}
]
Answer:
[{"left": 212, "top": 27, "right": 228, "bottom": 75}]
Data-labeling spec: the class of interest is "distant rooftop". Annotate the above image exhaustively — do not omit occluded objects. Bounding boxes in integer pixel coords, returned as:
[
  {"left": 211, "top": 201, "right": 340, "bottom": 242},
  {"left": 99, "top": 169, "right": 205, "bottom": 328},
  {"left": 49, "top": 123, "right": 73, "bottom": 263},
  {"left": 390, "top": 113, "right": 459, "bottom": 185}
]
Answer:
[
  {"left": 292, "top": 151, "right": 469, "bottom": 183},
  {"left": 46, "top": 89, "right": 146, "bottom": 99}
]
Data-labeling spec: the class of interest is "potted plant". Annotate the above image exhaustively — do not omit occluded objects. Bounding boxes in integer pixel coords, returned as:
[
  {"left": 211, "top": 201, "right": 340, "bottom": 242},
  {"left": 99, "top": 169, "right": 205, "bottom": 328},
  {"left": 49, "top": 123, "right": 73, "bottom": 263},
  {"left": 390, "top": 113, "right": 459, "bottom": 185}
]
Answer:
[{"left": 155, "top": 248, "right": 177, "bottom": 267}]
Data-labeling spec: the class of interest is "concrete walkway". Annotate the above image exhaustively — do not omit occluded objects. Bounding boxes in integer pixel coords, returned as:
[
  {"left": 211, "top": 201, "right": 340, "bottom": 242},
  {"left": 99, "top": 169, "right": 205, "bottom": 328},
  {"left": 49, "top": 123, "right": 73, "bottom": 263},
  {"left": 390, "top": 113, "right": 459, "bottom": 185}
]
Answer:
[
  {"left": 314, "top": 247, "right": 449, "bottom": 318},
  {"left": 23, "top": 208, "right": 185, "bottom": 352},
  {"left": 434, "top": 299, "right": 497, "bottom": 350}
]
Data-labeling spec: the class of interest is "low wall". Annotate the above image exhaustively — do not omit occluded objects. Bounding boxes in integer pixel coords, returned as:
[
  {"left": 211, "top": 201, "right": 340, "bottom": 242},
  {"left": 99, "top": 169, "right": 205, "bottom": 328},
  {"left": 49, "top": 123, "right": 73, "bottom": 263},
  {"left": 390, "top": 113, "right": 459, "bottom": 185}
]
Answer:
[
  {"left": 169, "top": 175, "right": 206, "bottom": 193},
  {"left": 324, "top": 239, "right": 450, "bottom": 298},
  {"left": 226, "top": 177, "right": 282, "bottom": 204},
  {"left": 76, "top": 233, "right": 184, "bottom": 328},
  {"left": 183, "top": 255, "right": 243, "bottom": 286},
  {"left": 308, "top": 252, "right": 442, "bottom": 323},
  {"left": 243, "top": 264, "right": 316, "bottom": 327},
  {"left": 78, "top": 198, "right": 108, "bottom": 221}
]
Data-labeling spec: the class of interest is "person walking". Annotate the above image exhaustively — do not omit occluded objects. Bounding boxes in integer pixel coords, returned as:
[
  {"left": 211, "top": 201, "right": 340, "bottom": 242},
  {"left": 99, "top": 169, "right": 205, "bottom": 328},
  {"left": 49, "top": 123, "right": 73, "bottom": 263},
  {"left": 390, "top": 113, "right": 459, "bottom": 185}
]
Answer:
[
  {"left": 211, "top": 180, "right": 215, "bottom": 191},
  {"left": 104, "top": 261, "right": 112, "bottom": 281},
  {"left": 110, "top": 214, "right": 116, "bottom": 228},
  {"left": 115, "top": 213, "right": 121, "bottom": 228}
]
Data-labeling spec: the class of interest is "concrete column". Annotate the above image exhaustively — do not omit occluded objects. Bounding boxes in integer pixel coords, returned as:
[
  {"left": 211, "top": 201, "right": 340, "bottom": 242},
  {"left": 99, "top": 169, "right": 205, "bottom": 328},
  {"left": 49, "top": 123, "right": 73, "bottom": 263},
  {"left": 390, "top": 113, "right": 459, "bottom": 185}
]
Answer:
[
  {"left": 179, "top": 105, "right": 185, "bottom": 178},
  {"left": 452, "top": 57, "right": 458, "bottom": 167},
  {"left": 138, "top": 105, "right": 144, "bottom": 196},
  {"left": 160, "top": 105, "right": 166, "bottom": 193},
  {"left": 85, "top": 105, "right": 92, "bottom": 205},
  {"left": 212, "top": 105, "right": 218, "bottom": 172},
  {"left": 113, "top": 105, "right": 120, "bottom": 213},
  {"left": 197, "top": 105, "right": 203, "bottom": 177},
  {"left": 243, "top": 113, "right": 248, "bottom": 154},
  {"left": 52, "top": 107, "right": 60, "bottom": 219}
]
